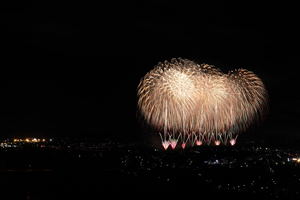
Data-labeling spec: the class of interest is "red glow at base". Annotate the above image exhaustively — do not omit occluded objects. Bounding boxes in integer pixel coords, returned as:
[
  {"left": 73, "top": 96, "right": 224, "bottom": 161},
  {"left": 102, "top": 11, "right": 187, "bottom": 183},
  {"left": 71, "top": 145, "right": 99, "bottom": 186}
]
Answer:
[
  {"left": 162, "top": 141, "right": 170, "bottom": 150},
  {"left": 170, "top": 141, "right": 177, "bottom": 149},
  {"left": 181, "top": 143, "right": 186, "bottom": 149},
  {"left": 229, "top": 139, "right": 236, "bottom": 146},
  {"left": 196, "top": 140, "right": 202, "bottom": 146},
  {"left": 215, "top": 140, "right": 221, "bottom": 146}
]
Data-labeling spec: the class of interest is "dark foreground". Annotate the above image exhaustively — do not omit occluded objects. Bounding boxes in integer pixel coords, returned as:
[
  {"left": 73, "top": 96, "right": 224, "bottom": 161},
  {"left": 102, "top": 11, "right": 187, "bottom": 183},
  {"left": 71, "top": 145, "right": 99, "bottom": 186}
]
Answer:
[{"left": 0, "top": 138, "right": 299, "bottom": 199}]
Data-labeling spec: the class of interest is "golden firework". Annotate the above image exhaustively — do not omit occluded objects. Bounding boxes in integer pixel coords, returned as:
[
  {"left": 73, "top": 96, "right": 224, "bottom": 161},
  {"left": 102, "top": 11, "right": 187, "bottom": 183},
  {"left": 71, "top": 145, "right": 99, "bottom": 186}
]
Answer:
[{"left": 137, "top": 58, "right": 268, "bottom": 149}]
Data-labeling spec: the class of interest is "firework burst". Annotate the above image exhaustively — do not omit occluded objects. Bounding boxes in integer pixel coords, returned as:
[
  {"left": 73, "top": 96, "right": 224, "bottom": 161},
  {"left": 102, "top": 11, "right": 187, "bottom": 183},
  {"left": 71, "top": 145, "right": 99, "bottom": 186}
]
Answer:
[{"left": 137, "top": 58, "right": 268, "bottom": 149}]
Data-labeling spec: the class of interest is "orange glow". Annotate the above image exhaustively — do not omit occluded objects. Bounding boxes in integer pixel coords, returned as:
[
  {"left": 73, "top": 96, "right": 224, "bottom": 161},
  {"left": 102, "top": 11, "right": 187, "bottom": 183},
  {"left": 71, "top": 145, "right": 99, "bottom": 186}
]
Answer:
[{"left": 12, "top": 138, "right": 47, "bottom": 143}]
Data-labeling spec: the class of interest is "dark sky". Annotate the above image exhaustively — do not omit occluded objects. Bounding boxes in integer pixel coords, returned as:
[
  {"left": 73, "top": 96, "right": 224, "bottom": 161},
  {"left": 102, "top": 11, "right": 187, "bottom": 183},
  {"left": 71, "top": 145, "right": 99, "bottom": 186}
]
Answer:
[{"left": 1, "top": 1, "right": 299, "bottom": 143}]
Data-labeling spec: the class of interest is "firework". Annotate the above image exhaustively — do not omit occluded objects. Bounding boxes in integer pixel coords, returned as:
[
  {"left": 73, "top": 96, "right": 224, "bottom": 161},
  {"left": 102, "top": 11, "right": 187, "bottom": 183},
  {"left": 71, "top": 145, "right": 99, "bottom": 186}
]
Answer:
[{"left": 137, "top": 58, "right": 268, "bottom": 149}]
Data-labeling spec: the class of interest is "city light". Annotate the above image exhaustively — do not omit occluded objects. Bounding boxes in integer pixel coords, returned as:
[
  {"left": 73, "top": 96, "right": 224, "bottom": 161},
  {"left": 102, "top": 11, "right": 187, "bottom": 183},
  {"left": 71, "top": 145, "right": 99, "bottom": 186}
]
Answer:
[
  {"left": 0, "top": 138, "right": 51, "bottom": 149},
  {"left": 12, "top": 138, "right": 48, "bottom": 143},
  {"left": 293, "top": 158, "right": 300, "bottom": 163}
]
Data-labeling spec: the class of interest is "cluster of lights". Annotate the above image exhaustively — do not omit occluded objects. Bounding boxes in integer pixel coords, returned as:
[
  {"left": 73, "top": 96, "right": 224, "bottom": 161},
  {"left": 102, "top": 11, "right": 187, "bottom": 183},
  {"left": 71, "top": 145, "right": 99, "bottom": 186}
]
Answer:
[
  {"left": 291, "top": 158, "right": 300, "bottom": 163},
  {"left": 13, "top": 138, "right": 46, "bottom": 143},
  {"left": 162, "top": 138, "right": 237, "bottom": 150}
]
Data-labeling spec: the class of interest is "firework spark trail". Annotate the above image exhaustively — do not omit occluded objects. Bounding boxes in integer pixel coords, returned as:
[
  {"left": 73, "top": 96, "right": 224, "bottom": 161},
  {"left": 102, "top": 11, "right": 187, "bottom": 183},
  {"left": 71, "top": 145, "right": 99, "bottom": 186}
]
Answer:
[{"left": 137, "top": 58, "right": 268, "bottom": 149}]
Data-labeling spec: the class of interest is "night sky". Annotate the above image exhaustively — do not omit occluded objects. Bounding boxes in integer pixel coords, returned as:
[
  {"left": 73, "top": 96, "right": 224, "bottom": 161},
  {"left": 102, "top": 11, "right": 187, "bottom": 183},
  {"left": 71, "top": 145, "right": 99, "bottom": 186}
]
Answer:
[{"left": 1, "top": 1, "right": 299, "bottom": 144}]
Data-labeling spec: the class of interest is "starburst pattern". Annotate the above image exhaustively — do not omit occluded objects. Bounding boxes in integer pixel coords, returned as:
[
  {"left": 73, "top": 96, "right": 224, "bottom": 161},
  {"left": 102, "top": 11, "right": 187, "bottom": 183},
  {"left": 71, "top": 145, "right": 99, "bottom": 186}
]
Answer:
[{"left": 137, "top": 58, "right": 268, "bottom": 149}]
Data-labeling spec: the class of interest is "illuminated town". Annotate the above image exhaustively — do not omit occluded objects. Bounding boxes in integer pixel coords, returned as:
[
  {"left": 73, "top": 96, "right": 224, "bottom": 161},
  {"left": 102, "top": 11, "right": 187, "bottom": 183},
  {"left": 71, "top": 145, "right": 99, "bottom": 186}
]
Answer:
[
  {"left": 0, "top": 138, "right": 51, "bottom": 148},
  {"left": 0, "top": 137, "right": 299, "bottom": 198}
]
